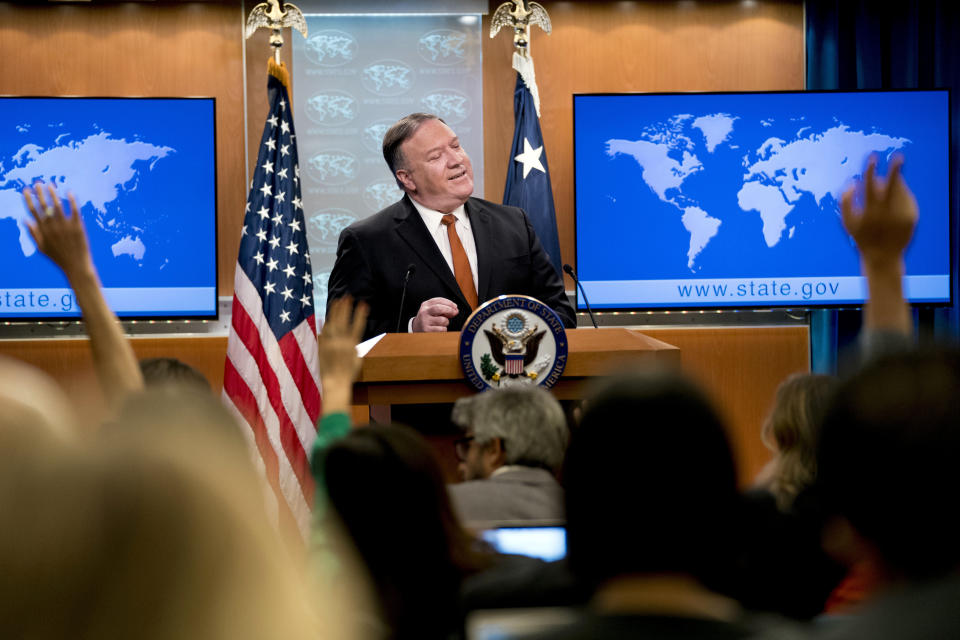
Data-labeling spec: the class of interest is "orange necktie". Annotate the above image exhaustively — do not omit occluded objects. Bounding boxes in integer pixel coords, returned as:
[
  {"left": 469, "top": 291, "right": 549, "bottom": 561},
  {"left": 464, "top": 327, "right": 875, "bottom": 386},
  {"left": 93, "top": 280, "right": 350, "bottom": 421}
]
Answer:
[{"left": 441, "top": 213, "right": 478, "bottom": 309}]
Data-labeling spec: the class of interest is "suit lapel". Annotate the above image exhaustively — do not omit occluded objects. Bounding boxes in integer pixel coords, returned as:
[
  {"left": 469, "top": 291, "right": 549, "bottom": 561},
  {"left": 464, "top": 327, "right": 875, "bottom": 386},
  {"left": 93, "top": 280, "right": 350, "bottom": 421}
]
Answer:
[
  {"left": 466, "top": 198, "right": 494, "bottom": 303},
  {"left": 393, "top": 196, "right": 469, "bottom": 307}
]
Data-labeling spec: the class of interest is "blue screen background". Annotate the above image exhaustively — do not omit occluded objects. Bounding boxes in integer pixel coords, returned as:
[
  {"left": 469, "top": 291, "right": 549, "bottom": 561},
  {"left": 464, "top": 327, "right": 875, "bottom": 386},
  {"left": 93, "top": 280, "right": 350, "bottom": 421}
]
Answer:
[
  {"left": 574, "top": 90, "right": 950, "bottom": 308},
  {"left": 0, "top": 97, "right": 217, "bottom": 318}
]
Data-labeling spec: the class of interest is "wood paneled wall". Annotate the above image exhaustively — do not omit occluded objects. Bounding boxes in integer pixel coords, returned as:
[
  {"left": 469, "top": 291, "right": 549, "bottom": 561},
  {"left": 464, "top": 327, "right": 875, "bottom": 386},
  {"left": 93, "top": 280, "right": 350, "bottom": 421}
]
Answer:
[
  {"left": 0, "top": 1, "right": 247, "bottom": 298},
  {"left": 481, "top": 0, "right": 805, "bottom": 286},
  {"left": 642, "top": 326, "right": 810, "bottom": 484}
]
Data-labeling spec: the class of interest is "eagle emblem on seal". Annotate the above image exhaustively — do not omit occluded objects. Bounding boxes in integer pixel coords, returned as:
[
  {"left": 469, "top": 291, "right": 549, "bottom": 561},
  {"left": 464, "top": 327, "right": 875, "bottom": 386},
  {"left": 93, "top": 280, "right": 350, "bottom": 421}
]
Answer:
[{"left": 483, "top": 312, "right": 546, "bottom": 382}]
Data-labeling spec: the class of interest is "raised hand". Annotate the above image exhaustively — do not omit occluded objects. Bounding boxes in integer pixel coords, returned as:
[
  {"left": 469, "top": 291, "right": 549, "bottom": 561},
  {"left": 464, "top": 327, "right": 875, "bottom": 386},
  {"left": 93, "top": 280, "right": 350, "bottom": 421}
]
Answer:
[
  {"left": 318, "top": 297, "right": 368, "bottom": 415},
  {"left": 23, "top": 182, "right": 95, "bottom": 279},
  {"left": 21, "top": 181, "right": 144, "bottom": 407},
  {"left": 840, "top": 155, "right": 918, "bottom": 269}
]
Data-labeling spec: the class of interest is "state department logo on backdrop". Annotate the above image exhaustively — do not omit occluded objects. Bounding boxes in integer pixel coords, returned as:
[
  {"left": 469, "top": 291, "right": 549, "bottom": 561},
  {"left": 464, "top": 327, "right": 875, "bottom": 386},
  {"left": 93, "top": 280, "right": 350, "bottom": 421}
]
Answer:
[
  {"left": 362, "top": 119, "right": 394, "bottom": 153},
  {"left": 304, "top": 30, "right": 357, "bottom": 67},
  {"left": 306, "top": 149, "right": 357, "bottom": 185},
  {"left": 417, "top": 29, "right": 467, "bottom": 65},
  {"left": 307, "top": 208, "right": 356, "bottom": 251},
  {"left": 361, "top": 59, "right": 414, "bottom": 96},
  {"left": 460, "top": 296, "right": 568, "bottom": 391},
  {"left": 363, "top": 179, "right": 403, "bottom": 211},
  {"left": 304, "top": 91, "right": 357, "bottom": 126},
  {"left": 420, "top": 90, "right": 472, "bottom": 125}
]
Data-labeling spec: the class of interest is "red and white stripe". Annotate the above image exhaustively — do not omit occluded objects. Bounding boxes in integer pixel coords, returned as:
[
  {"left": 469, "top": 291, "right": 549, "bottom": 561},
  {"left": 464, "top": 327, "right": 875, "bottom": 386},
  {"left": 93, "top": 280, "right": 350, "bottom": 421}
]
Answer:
[{"left": 222, "top": 267, "right": 320, "bottom": 539}]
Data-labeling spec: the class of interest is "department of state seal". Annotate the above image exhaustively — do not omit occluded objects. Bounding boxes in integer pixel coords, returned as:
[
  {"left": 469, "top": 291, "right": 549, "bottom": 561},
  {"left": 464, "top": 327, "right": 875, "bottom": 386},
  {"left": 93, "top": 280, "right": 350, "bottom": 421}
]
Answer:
[{"left": 459, "top": 295, "right": 568, "bottom": 391}]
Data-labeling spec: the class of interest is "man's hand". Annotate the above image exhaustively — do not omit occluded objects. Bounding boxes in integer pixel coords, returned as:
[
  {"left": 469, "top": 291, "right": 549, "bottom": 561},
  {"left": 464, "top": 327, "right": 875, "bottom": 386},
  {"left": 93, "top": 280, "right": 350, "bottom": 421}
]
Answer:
[
  {"left": 840, "top": 154, "right": 918, "bottom": 270},
  {"left": 23, "top": 183, "right": 95, "bottom": 279},
  {"left": 411, "top": 297, "right": 459, "bottom": 332},
  {"left": 319, "top": 297, "right": 368, "bottom": 416}
]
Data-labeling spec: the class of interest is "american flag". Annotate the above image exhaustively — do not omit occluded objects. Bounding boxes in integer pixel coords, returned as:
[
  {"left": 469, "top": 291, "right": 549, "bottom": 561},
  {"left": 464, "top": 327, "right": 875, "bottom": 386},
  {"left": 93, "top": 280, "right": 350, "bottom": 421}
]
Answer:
[
  {"left": 223, "top": 64, "right": 320, "bottom": 541},
  {"left": 502, "top": 51, "right": 563, "bottom": 275}
]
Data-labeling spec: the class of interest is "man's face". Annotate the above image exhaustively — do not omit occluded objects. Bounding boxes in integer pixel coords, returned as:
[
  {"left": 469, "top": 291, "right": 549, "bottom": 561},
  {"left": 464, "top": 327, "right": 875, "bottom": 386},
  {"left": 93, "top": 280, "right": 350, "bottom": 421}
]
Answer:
[
  {"left": 457, "top": 433, "right": 491, "bottom": 482},
  {"left": 395, "top": 118, "right": 474, "bottom": 213}
]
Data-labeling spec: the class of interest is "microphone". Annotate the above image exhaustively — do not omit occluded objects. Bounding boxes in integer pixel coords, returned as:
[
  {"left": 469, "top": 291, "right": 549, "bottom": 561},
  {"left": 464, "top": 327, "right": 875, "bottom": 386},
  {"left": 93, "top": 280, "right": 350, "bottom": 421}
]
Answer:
[
  {"left": 396, "top": 263, "right": 417, "bottom": 333},
  {"left": 563, "top": 263, "right": 599, "bottom": 329}
]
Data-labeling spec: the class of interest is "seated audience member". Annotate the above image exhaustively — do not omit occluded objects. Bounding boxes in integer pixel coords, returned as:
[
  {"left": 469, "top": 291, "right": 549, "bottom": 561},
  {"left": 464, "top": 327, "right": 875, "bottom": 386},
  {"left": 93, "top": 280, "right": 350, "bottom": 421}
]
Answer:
[
  {"left": 139, "top": 357, "right": 212, "bottom": 392},
  {"left": 757, "top": 373, "right": 838, "bottom": 512},
  {"left": 817, "top": 153, "right": 917, "bottom": 615},
  {"left": 0, "top": 388, "right": 353, "bottom": 640},
  {"left": 22, "top": 182, "right": 144, "bottom": 407},
  {"left": 731, "top": 373, "right": 845, "bottom": 620},
  {"left": 0, "top": 354, "right": 77, "bottom": 443},
  {"left": 449, "top": 387, "right": 568, "bottom": 526},
  {"left": 311, "top": 299, "right": 490, "bottom": 640},
  {"left": 528, "top": 368, "right": 769, "bottom": 639},
  {"left": 811, "top": 157, "right": 960, "bottom": 638},
  {"left": 815, "top": 348, "right": 960, "bottom": 637}
]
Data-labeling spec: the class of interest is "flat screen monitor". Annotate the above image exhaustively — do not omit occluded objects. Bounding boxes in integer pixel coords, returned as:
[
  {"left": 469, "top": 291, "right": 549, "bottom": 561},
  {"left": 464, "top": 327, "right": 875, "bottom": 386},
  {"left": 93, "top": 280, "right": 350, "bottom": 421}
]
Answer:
[
  {"left": 573, "top": 90, "right": 951, "bottom": 310},
  {"left": 479, "top": 525, "right": 567, "bottom": 563},
  {"left": 0, "top": 96, "right": 217, "bottom": 320}
]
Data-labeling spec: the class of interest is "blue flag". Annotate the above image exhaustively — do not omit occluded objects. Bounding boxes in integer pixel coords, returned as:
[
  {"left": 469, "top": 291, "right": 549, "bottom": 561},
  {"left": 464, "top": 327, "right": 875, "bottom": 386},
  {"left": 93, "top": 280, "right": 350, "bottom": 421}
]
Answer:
[{"left": 502, "top": 56, "right": 563, "bottom": 275}]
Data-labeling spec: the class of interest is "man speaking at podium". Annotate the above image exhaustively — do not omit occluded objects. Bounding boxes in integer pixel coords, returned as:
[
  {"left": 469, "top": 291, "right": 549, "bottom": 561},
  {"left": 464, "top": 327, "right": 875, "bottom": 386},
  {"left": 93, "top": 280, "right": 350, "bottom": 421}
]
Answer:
[{"left": 327, "top": 113, "right": 576, "bottom": 342}]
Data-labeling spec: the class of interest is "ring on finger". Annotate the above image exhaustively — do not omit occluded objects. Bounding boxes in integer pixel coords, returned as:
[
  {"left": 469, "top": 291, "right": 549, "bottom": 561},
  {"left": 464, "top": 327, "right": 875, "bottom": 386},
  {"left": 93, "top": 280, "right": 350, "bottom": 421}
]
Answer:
[{"left": 43, "top": 206, "right": 55, "bottom": 218}]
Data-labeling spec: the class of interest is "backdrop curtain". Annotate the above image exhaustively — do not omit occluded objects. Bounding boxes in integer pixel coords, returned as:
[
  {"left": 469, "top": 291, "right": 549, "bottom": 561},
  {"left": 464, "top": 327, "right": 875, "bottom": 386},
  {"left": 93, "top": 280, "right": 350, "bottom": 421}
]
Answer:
[{"left": 805, "top": 0, "right": 960, "bottom": 373}]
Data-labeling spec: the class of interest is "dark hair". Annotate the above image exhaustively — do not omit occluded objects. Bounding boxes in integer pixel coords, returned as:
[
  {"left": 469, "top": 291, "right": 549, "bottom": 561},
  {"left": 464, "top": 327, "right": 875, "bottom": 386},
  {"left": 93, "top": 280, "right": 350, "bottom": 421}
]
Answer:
[
  {"left": 565, "top": 369, "right": 739, "bottom": 590},
  {"left": 139, "top": 358, "right": 210, "bottom": 392},
  {"left": 817, "top": 347, "right": 960, "bottom": 580},
  {"left": 320, "top": 423, "right": 484, "bottom": 638},
  {"left": 381, "top": 112, "right": 443, "bottom": 190}
]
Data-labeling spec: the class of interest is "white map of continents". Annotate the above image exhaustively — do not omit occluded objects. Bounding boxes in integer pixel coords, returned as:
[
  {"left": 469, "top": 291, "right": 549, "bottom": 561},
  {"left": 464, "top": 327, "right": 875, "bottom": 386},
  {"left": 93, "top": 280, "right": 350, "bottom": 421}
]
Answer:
[
  {"left": 606, "top": 114, "right": 908, "bottom": 271},
  {"left": 0, "top": 131, "right": 173, "bottom": 260}
]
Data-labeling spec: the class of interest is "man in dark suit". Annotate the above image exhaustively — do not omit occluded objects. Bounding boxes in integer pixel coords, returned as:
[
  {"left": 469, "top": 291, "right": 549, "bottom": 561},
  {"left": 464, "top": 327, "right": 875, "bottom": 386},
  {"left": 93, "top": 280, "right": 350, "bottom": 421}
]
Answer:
[{"left": 327, "top": 112, "right": 575, "bottom": 341}]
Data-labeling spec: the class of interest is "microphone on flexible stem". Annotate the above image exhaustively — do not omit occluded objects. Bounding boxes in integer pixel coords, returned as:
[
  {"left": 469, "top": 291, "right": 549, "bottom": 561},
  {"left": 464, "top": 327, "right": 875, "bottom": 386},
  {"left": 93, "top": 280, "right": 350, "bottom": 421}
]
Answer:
[
  {"left": 396, "top": 263, "right": 417, "bottom": 333},
  {"left": 563, "top": 263, "right": 599, "bottom": 329}
]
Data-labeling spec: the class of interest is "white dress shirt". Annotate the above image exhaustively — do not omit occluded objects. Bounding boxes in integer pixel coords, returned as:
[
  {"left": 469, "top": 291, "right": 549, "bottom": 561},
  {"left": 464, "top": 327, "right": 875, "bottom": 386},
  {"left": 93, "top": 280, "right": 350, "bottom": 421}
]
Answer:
[{"left": 406, "top": 199, "right": 480, "bottom": 331}]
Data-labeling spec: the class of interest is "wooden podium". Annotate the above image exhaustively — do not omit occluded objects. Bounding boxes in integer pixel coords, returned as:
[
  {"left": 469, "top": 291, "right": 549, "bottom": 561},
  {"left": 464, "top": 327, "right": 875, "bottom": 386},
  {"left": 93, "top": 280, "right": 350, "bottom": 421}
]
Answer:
[{"left": 355, "top": 328, "right": 679, "bottom": 420}]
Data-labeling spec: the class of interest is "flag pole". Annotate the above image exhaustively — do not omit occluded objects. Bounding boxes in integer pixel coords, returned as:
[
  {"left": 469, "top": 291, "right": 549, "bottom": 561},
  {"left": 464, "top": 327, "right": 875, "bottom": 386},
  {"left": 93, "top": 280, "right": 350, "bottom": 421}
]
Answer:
[
  {"left": 491, "top": 2, "right": 564, "bottom": 275},
  {"left": 225, "top": 1, "right": 318, "bottom": 548}
]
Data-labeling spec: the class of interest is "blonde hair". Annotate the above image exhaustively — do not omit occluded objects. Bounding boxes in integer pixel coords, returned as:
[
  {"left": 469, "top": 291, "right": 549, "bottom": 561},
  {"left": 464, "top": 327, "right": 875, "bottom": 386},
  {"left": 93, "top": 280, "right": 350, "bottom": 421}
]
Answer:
[
  {"left": 761, "top": 373, "right": 838, "bottom": 510},
  {"left": 0, "top": 389, "right": 365, "bottom": 640}
]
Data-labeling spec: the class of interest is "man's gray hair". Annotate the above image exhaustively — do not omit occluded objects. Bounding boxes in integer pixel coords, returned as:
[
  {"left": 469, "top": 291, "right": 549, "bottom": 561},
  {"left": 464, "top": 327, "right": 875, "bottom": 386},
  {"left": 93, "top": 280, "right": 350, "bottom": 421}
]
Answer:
[{"left": 452, "top": 387, "right": 569, "bottom": 473}]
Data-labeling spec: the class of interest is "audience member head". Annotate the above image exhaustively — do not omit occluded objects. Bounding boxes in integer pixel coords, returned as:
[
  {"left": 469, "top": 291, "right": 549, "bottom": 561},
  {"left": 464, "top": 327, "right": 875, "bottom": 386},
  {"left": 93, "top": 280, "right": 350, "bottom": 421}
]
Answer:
[
  {"left": 0, "top": 389, "right": 337, "bottom": 640},
  {"left": 139, "top": 357, "right": 211, "bottom": 392},
  {"left": 451, "top": 386, "right": 569, "bottom": 481},
  {"left": 761, "top": 373, "right": 838, "bottom": 510},
  {"left": 817, "top": 347, "right": 960, "bottom": 582},
  {"left": 320, "top": 423, "right": 483, "bottom": 639},
  {"left": 111, "top": 386, "right": 247, "bottom": 452},
  {"left": 565, "top": 368, "right": 739, "bottom": 592},
  {"left": 0, "top": 355, "right": 76, "bottom": 443}
]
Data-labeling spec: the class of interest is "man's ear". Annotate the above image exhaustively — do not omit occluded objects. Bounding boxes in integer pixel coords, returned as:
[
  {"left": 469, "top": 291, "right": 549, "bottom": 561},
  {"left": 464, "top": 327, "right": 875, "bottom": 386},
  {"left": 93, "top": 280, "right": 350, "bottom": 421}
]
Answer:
[
  {"left": 396, "top": 168, "right": 415, "bottom": 192},
  {"left": 484, "top": 437, "right": 507, "bottom": 470}
]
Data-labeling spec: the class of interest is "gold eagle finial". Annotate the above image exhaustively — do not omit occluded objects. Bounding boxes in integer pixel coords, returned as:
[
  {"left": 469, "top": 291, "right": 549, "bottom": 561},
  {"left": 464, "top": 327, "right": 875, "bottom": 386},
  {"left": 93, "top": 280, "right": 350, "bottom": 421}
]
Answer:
[
  {"left": 245, "top": 0, "right": 308, "bottom": 62},
  {"left": 489, "top": 0, "right": 552, "bottom": 57}
]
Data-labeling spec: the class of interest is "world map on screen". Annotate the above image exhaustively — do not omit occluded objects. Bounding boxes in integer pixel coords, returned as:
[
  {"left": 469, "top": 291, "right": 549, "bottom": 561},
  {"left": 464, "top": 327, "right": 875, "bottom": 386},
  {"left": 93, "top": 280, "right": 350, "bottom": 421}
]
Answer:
[
  {"left": 0, "top": 98, "right": 217, "bottom": 307},
  {"left": 0, "top": 129, "right": 174, "bottom": 265},
  {"left": 604, "top": 114, "right": 909, "bottom": 272}
]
